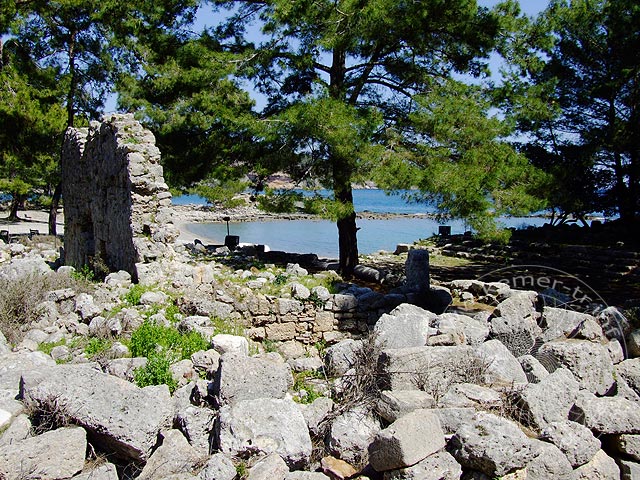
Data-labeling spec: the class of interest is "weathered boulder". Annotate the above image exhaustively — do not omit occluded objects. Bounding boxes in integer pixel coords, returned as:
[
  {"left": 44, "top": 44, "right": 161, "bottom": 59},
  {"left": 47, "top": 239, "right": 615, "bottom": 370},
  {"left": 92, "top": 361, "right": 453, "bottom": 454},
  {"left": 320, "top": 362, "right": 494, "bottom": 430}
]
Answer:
[
  {"left": 138, "top": 429, "right": 204, "bottom": 480},
  {"left": 475, "top": 339, "right": 528, "bottom": 387},
  {"left": 299, "top": 396, "right": 334, "bottom": 436},
  {"left": 518, "top": 355, "right": 549, "bottom": 383},
  {"left": 540, "top": 307, "right": 604, "bottom": 342},
  {"left": 510, "top": 368, "right": 579, "bottom": 430},
  {"left": 211, "top": 334, "right": 249, "bottom": 356},
  {"left": 0, "top": 351, "right": 55, "bottom": 415},
  {"left": 540, "top": 420, "right": 600, "bottom": 467},
  {"left": 404, "top": 249, "right": 430, "bottom": 292},
  {"left": 324, "top": 339, "right": 363, "bottom": 376},
  {"left": 488, "top": 291, "right": 540, "bottom": 357},
  {"left": 376, "top": 390, "right": 436, "bottom": 423},
  {"left": 620, "top": 459, "right": 640, "bottom": 480},
  {"left": 247, "top": 453, "right": 290, "bottom": 480},
  {"left": 426, "top": 407, "right": 476, "bottom": 435},
  {"left": 608, "top": 434, "right": 640, "bottom": 462},
  {"left": 284, "top": 472, "right": 330, "bottom": 480},
  {"left": 377, "top": 345, "right": 476, "bottom": 391},
  {"left": 175, "top": 404, "right": 216, "bottom": 455},
  {"left": 72, "top": 463, "right": 119, "bottom": 480},
  {"left": 617, "top": 358, "right": 640, "bottom": 397},
  {"left": 368, "top": 409, "right": 445, "bottom": 472},
  {"left": 449, "top": 412, "right": 536, "bottom": 477},
  {"left": 574, "top": 450, "right": 620, "bottom": 480},
  {"left": 570, "top": 390, "right": 640, "bottom": 434},
  {"left": 198, "top": 453, "right": 237, "bottom": 480},
  {"left": 326, "top": 407, "right": 380, "bottom": 467},
  {"left": 538, "top": 339, "right": 615, "bottom": 395},
  {"left": 438, "top": 383, "right": 502, "bottom": 409},
  {"left": 20, "top": 364, "right": 173, "bottom": 461},
  {"left": 0, "top": 427, "right": 86, "bottom": 480},
  {"left": 373, "top": 311, "right": 431, "bottom": 349},
  {"left": 213, "top": 352, "right": 292, "bottom": 406},
  {"left": 320, "top": 456, "right": 357, "bottom": 480},
  {"left": 435, "top": 313, "right": 489, "bottom": 346},
  {"left": 383, "top": 451, "right": 462, "bottom": 480},
  {"left": 0, "top": 413, "right": 31, "bottom": 447},
  {"left": 526, "top": 440, "right": 574, "bottom": 480},
  {"left": 216, "top": 397, "right": 312, "bottom": 468}
]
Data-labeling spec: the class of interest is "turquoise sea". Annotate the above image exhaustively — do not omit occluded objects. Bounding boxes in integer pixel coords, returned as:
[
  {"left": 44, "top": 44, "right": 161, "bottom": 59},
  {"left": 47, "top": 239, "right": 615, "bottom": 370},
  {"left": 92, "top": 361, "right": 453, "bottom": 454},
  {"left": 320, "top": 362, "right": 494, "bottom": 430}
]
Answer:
[{"left": 174, "top": 190, "right": 549, "bottom": 257}]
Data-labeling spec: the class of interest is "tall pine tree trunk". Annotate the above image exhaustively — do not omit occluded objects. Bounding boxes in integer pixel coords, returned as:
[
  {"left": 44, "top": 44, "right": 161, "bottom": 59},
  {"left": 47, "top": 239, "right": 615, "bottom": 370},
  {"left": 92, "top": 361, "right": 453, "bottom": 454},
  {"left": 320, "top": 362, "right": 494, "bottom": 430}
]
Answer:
[
  {"left": 48, "top": 182, "right": 61, "bottom": 236},
  {"left": 330, "top": 46, "right": 359, "bottom": 277}
]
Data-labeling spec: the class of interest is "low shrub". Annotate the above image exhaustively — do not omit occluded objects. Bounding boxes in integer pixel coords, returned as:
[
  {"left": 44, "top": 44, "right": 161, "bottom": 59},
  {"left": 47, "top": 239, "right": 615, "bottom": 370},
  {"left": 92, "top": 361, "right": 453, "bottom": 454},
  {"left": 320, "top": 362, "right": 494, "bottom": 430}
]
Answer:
[
  {"left": 133, "top": 351, "right": 178, "bottom": 392},
  {"left": 0, "top": 271, "right": 91, "bottom": 344}
]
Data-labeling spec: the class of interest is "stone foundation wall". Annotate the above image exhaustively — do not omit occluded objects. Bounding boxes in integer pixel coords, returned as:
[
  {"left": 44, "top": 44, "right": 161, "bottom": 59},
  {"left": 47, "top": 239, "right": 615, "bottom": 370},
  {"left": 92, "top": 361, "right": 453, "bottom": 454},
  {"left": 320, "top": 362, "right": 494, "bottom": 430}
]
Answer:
[{"left": 62, "top": 114, "right": 178, "bottom": 280}]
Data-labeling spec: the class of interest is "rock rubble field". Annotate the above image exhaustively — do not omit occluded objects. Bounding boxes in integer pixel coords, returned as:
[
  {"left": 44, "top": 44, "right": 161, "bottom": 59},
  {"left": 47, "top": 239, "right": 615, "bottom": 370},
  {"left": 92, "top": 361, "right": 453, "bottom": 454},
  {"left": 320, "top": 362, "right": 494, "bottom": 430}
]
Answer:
[{"left": 0, "top": 235, "right": 639, "bottom": 480}]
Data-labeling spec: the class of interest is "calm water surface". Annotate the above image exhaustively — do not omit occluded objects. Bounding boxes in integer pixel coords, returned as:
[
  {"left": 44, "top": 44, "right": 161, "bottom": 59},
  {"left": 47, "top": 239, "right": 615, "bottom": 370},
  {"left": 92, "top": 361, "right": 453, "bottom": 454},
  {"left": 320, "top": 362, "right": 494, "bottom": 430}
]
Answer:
[{"left": 186, "top": 216, "right": 548, "bottom": 258}]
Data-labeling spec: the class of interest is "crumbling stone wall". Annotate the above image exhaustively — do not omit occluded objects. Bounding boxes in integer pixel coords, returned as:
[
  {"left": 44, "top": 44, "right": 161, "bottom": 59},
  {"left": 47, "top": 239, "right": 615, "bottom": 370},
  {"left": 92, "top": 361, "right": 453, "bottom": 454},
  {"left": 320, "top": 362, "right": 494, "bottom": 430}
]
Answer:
[{"left": 62, "top": 113, "right": 178, "bottom": 280}]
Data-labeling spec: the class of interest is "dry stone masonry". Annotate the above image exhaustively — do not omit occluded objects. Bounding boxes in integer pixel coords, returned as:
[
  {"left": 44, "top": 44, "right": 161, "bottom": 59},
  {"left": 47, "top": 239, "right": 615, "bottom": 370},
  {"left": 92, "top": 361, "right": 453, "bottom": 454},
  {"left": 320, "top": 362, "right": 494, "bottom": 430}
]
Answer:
[{"left": 62, "top": 113, "right": 178, "bottom": 280}]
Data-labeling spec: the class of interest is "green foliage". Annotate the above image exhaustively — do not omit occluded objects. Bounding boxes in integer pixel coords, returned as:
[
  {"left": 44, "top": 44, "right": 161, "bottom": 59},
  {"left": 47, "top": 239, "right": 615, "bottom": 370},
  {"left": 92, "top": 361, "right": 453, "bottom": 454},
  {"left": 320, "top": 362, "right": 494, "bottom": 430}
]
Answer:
[
  {"left": 191, "top": 179, "right": 248, "bottom": 208},
  {"left": 123, "top": 284, "right": 153, "bottom": 306},
  {"left": 498, "top": 0, "right": 640, "bottom": 221},
  {"left": 133, "top": 352, "right": 178, "bottom": 392},
  {"left": 38, "top": 339, "right": 66, "bottom": 355},
  {"left": 292, "top": 370, "right": 325, "bottom": 404},
  {"left": 375, "top": 80, "right": 547, "bottom": 238},
  {"left": 129, "top": 319, "right": 208, "bottom": 361},
  {"left": 84, "top": 338, "right": 113, "bottom": 359},
  {"left": 256, "top": 189, "right": 302, "bottom": 213},
  {"left": 71, "top": 265, "right": 96, "bottom": 282}
]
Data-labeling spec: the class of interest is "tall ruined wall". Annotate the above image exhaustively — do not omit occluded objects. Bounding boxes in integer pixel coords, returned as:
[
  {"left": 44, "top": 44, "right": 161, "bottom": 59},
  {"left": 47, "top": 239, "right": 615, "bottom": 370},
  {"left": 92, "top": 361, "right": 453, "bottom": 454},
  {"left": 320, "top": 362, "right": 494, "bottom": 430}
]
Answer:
[{"left": 62, "top": 113, "right": 178, "bottom": 280}]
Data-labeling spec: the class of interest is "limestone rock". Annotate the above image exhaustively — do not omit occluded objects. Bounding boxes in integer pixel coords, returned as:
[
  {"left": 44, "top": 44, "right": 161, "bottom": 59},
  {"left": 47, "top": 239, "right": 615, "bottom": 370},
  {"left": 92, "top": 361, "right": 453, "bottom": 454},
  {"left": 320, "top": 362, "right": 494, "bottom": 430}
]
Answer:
[
  {"left": 526, "top": 439, "right": 574, "bottom": 480},
  {"left": 475, "top": 339, "right": 528, "bottom": 387},
  {"left": 449, "top": 412, "right": 536, "bottom": 477},
  {"left": 376, "top": 390, "right": 436, "bottom": 423},
  {"left": 368, "top": 409, "right": 446, "bottom": 472},
  {"left": 320, "top": 456, "right": 358, "bottom": 480},
  {"left": 284, "top": 472, "right": 330, "bottom": 480},
  {"left": 609, "top": 434, "right": 640, "bottom": 462},
  {"left": 540, "top": 420, "right": 600, "bottom": 467},
  {"left": 324, "top": 339, "right": 363, "bottom": 376},
  {"left": 138, "top": 429, "right": 204, "bottom": 480},
  {"left": 489, "top": 291, "right": 540, "bottom": 357},
  {"left": 540, "top": 307, "right": 604, "bottom": 342},
  {"left": 435, "top": 313, "right": 489, "bottom": 346},
  {"left": 373, "top": 311, "right": 431, "bottom": 349},
  {"left": 326, "top": 407, "right": 380, "bottom": 467},
  {"left": 511, "top": 368, "right": 579, "bottom": 430},
  {"left": 20, "top": 364, "right": 173, "bottom": 461},
  {"left": 211, "top": 334, "right": 249, "bottom": 356},
  {"left": 574, "top": 450, "right": 620, "bottom": 480},
  {"left": 198, "top": 453, "right": 238, "bottom": 480},
  {"left": 571, "top": 390, "right": 640, "bottom": 434},
  {"left": 538, "top": 339, "right": 615, "bottom": 395},
  {"left": 427, "top": 407, "right": 476, "bottom": 435},
  {"left": 216, "top": 397, "right": 312, "bottom": 468},
  {"left": 617, "top": 358, "right": 640, "bottom": 397},
  {"left": 438, "top": 383, "right": 502, "bottom": 409},
  {"left": 72, "top": 463, "right": 119, "bottom": 480},
  {"left": 620, "top": 459, "right": 640, "bottom": 480},
  {"left": 518, "top": 355, "right": 549, "bottom": 383},
  {"left": 0, "top": 413, "right": 31, "bottom": 447},
  {"left": 299, "top": 396, "right": 334, "bottom": 436},
  {"left": 247, "top": 453, "right": 290, "bottom": 480},
  {"left": 0, "top": 427, "right": 86, "bottom": 480},
  {"left": 175, "top": 405, "right": 216, "bottom": 455},
  {"left": 213, "top": 352, "right": 292, "bottom": 406},
  {"left": 383, "top": 451, "right": 462, "bottom": 480},
  {"left": 377, "top": 345, "right": 476, "bottom": 391}
]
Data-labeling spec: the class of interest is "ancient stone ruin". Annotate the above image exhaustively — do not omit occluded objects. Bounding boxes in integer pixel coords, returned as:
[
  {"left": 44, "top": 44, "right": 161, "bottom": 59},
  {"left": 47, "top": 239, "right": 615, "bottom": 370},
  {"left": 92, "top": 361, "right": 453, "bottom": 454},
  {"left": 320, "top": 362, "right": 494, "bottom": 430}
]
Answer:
[{"left": 62, "top": 113, "right": 178, "bottom": 281}]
